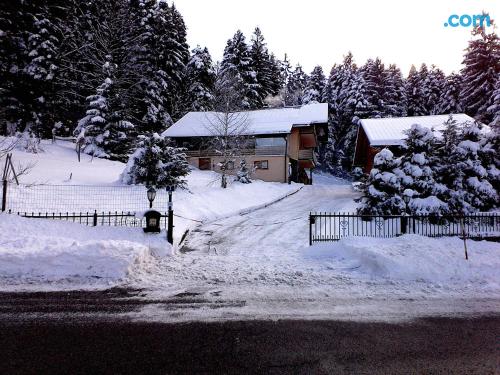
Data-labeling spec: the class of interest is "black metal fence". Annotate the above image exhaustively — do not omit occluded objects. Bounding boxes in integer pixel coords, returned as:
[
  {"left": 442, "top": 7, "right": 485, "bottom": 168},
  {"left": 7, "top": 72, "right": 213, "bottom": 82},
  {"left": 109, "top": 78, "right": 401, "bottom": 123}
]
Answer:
[
  {"left": 12, "top": 210, "right": 169, "bottom": 229},
  {"left": 309, "top": 212, "right": 500, "bottom": 245}
]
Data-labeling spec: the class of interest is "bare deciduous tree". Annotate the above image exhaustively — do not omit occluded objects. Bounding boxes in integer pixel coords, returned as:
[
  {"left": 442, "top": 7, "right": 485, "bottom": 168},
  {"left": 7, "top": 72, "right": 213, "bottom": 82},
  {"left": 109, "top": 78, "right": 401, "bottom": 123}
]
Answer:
[{"left": 203, "top": 72, "right": 252, "bottom": 188}]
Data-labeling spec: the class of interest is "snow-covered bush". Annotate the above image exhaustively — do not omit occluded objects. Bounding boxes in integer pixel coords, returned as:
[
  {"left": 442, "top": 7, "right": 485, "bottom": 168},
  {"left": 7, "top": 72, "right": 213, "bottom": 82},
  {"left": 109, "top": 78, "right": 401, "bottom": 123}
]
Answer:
[
  {"left": 121, "top": 133, "right": 190, "bottom": 189},
  {"left": 16, "top": 130, "right": 42, "bottom": 154},
  {"left": 358, "top": 148, "right": 405, "bottom": 215},
  {"left": 236, "top": 159, "right": 252, "bottom": 184}
]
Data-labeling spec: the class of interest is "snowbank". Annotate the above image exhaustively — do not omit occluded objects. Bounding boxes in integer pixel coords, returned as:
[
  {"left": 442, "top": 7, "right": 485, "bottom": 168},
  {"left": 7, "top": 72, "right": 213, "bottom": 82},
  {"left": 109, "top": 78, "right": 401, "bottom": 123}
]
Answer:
[
  {"left": 0, "top": 214, "right": 170, "bottom": 287},
  {"left": 306, "top": 235, "right": 500, "bottom": 286}
]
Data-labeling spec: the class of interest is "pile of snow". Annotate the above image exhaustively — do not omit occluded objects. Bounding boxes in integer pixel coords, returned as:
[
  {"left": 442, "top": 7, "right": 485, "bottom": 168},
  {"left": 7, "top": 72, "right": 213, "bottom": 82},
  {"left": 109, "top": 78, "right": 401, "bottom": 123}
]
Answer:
[
  {"left": 306, "top": 235, "right": 500, "bottom": 286},
  {"left": 0, "top": 214, "right": 170, "bottom": 287}
]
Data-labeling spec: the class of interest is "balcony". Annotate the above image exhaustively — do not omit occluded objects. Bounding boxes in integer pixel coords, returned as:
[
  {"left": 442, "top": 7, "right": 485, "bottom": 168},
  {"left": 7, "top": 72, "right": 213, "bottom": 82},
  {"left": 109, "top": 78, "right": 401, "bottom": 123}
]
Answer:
[
  {"left": 298, "top": 148, "right": 314, "bottom": 160},
  {"left": 185, "top": 146, "right": 286, "bottom": 158}
]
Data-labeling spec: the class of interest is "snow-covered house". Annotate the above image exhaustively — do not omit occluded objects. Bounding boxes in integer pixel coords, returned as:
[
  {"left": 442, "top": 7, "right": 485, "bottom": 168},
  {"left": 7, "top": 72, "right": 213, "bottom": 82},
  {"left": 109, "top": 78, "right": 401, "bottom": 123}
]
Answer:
[
  {"left": 353, "top": 114, "right": 478, "bottom": 173},
  {"left": 162, "top": 103, "right": 328, "bottom": 184}
]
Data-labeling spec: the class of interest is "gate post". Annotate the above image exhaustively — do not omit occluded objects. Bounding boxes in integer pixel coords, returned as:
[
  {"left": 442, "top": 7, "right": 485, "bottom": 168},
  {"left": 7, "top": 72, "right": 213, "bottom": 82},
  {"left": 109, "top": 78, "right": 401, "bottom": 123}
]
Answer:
[{"left": 1, "top": 179, "right": 7, "bottom": 212}]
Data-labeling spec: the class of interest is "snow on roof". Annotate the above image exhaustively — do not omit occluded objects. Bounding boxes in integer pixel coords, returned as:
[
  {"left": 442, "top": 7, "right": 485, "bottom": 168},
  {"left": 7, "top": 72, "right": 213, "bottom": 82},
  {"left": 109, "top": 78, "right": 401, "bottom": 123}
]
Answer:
[
  {"left": 162, "top": 103, "right": 328, "bottom": 137},
  {"left": 360, "top": 114, "right": 480, "bottom": 146}
]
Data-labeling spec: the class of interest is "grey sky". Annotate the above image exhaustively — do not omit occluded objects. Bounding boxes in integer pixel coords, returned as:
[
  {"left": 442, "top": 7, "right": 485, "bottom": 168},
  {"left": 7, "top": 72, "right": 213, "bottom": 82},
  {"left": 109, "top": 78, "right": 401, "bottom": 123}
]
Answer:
[{"left": 175, "top": 0, "right": 499, "bottom": 76}]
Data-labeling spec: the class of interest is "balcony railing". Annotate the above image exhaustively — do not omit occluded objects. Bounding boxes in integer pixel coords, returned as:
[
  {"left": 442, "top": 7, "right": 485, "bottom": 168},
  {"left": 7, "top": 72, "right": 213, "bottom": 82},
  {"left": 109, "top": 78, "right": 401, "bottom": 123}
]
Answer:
[
  {"left": 298, "top": 148, "right": 314, "bottom": 160},
  {"left": 185, "top": 146, "right": 286, "bottom": 157}
]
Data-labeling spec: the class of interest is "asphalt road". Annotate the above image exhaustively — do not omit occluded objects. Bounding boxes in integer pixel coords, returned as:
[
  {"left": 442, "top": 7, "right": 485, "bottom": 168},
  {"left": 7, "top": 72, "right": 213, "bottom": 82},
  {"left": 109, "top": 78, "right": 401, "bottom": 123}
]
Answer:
[{"left": 1, "top": 313, "right": 499, "bottom": 374}]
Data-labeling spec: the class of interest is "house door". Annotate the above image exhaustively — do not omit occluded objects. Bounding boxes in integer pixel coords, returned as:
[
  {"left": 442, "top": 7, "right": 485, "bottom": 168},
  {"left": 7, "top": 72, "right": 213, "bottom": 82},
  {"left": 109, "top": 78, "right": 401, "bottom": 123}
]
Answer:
[{"left": 199, "top": 158, "right": 211, "bottom": 170}]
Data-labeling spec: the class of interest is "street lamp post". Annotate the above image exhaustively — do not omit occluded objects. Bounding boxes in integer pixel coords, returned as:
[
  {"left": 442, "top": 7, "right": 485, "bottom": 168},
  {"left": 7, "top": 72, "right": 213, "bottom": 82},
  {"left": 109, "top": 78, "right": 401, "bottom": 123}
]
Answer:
[
  {"left": 402, "top": 192, "right": 411, "bottom": 234},
  {"left": 166, "top": 185, "right": 175, "bottom": 244},
  {"left": 147, "top": 186, "right": 156, "bottom": 209}
]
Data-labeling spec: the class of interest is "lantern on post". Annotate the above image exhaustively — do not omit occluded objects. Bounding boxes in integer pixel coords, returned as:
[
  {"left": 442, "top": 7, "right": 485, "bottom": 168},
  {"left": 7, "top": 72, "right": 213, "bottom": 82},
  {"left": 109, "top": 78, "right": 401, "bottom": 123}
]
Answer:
[
  {"left": 147, "top": 186, "right": 156, "bottom": 208},
  {"left": 401, "top": 189, "right": 413, "bottom": 234},
  {"left": 166, "top": 185, "right": 175, "bottom": 244}
]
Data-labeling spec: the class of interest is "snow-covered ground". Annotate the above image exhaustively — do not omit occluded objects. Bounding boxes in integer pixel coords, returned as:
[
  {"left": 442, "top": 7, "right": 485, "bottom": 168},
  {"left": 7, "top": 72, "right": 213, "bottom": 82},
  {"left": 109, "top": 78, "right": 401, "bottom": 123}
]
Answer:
[
  {"left": 124, "top": 180, "right": 500, "bottom": 322},
  {"left": 3, "top": 138, "right": 301, "bottom": 244},
  {"left": 0, "top": 214, "right": 168, "bottom": 289},
  {"left": 1, "top": 139, "right": 499, "bottom": 322}
]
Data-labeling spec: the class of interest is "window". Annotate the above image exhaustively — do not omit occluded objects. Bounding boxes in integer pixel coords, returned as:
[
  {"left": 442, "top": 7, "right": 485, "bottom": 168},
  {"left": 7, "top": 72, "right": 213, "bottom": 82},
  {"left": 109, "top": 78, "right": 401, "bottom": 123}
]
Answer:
[
  {"left": 199, "top": 158, "right": 211, "bottom": 170},
  {"left": 225, "top": 161, "right": 235, "bottom": 170},
  {"left": 255, "top": 137, "right": 286, "bottom": 148},
  {"left": 254, "top": 160, "right": 269, "bottom": 170}
]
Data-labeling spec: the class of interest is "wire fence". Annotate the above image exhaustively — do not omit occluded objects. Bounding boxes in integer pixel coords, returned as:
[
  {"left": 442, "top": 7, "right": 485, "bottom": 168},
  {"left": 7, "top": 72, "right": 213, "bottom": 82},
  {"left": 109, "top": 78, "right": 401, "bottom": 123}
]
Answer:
[{"left": 3, "top": 182, "right": 173, "bottom": 213}]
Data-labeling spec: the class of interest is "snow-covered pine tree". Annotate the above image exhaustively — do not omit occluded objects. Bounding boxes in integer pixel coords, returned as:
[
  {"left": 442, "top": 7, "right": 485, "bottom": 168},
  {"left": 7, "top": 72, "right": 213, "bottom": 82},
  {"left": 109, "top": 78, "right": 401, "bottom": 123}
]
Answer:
[
  {"left": 184, "top": 46, "right": 215, "bottom": 111},
  {"left": 406, "top": 65, "right": 427, "bottom": 116},
  {"left": 358, "top": 148, "right": 406, "bottom": 215},
  {"left": 487, "top": 76, "right": 500, "bottom": 130},
  {"left": 322, "top": 52, "right": 369, "bottom": 174},
  {"left": 479, "top": 124, "right": 500, "bottom": 203},
  {"left": 220, "top": 30, "right": 259, "bottom": 109},
  {"left": 130, "top": 0, "right": 171, "bottom": 134},
  {"left": 249, "top": 27, "right": 274, "bottom": 107},
  {"left": 121, "top": 132, "right": 190, "bottom": 189},
  {"left": 0, "top": 0, "right": 28, "bottom": 135},
  {"left": 236, "top": 159, "right": 252, "bottom": 183},
  {"left": 75, "top": 60, "right": 122, "bottom": 159},
  {"left": 446, "top": 121, "right": 497, "bottom": 213},
  {"left": 302, "top": 65, "right": 326, "bottom": 104},
  {"left": 279, "top": 53, "right": 293, "bottom": 88},
  {"left": 267, "top": 53, "right": 284, "bottom": 97},
  {"left": 422, "top": 65, "right": 445, "bottom": 115},
  {"left": 436, "top": 73, "right": 463, "bottom": 114},
  {"left": 157, "top": 2, "right": 190, "bottom": 119},
  {"left": 383, "top": 64, "right": 407, "bottom": 117},
  {"left": 398, "top": 124, "right": 448, "bottom": 215},
  {"left": 284, "top": 64, "right": 308, "bottom": 106},
  {"left": 360, "top": 57, "right": 386, "bottom": 118},
  {"left": 460, "top": 25, "right": 500, "bottom": 123}
]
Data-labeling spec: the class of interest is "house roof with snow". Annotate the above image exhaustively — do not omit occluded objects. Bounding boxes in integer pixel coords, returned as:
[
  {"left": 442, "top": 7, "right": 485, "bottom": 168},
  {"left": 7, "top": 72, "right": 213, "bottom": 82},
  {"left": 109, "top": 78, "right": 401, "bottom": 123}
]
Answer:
[
  {"left": 359, "top": 114, "right": 480, "bottom": 146},
  {"left": 162, "top": 103, "right": 328, "bottom": 138}
]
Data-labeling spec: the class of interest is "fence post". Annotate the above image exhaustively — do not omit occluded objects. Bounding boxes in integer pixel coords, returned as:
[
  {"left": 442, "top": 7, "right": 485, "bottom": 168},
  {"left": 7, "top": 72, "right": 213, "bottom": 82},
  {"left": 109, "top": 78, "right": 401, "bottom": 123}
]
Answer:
[
  {"left": 93, "top": 210, "right": 98, "bottom": 226},
  {"left": 401, "top": 214, "right": 408, "bottom": 234},
  {"left": 309, "top": 213, "right": 314, "bottom": 246},
  {"left": 1, "top": 179, "right": 7, "bottom": 212}
]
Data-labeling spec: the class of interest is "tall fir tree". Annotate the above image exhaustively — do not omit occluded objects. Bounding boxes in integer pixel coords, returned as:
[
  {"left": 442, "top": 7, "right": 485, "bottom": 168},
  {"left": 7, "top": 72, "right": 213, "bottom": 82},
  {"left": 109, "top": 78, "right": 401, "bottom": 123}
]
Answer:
[
  {"left": 383, "top": 64, "right": 407, "bottom": 117},
  {"left": 220, "top": 30, "right": 259, "bottom": 109},
  {"left": 422, "top": 65, "right": 445, "bottom": 115},
  {"left": 302, "top": 65, "right": 326, "bottom": 104},
  {"left": 184, "top": 46, "right": 215, "bottom": 111},
  {"left": 487, "top": 75, "right": 500, "bottom": 130},
  {"left": 284, "top": 64, "right": 308, "bottom": 106},
  {"left": 360, "top": 57, "right": 386, "bottom": 118},
  {"left": 436, "top": 73, "right": 463, "bottom": 114},
  {"left": 322, "top": 52, "right": 369, "bottom": 174},
  {"left": 249, "top": 27, "right": 274, "bottom": 107},
  {"left": 406, "top": 64, "right": 427, "bottom": 116},
  {"left": 460, "top": 25, "right": 500, "bottom": 123}
]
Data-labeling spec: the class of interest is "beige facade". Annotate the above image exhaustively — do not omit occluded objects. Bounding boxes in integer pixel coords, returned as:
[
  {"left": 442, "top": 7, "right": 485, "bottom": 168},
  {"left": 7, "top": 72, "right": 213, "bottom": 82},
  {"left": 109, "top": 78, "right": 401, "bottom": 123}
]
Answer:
[{"left": 188, "top": 155, "right": 288, "bottom": 183}]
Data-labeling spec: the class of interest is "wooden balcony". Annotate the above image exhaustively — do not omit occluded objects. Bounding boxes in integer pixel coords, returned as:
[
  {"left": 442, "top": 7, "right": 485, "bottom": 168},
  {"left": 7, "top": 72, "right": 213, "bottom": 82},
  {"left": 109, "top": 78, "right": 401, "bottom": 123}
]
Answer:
[{"left": 298, "top": 148, "right": 314, "bottom": 160}]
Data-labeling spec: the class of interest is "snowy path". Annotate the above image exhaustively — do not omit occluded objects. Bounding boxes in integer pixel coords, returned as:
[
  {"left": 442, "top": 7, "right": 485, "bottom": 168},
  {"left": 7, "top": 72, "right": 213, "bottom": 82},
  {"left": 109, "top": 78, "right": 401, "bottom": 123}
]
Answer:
[{"left": 181, "top": 181, "right": 357, "bottom": 255}]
